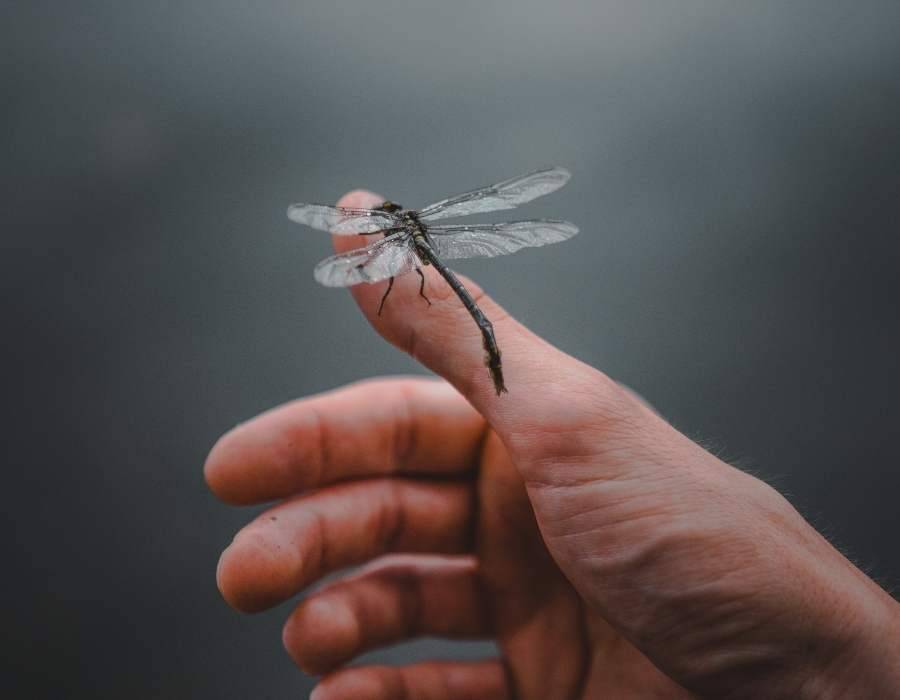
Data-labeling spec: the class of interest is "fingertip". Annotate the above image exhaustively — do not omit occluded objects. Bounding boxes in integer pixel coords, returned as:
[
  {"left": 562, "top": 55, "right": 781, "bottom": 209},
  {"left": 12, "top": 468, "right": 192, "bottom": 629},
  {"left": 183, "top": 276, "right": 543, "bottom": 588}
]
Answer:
[
  {"left": 336, "top": 189, "right": 384, "bottom": 209},
  {"left": 204, "top": 416, "right": 302, "bottom": 506},
  {"left": 330, "top": 190, "right": 386, "bottom": 257},
  {"left": 216, "top": 543, "right": 262, "bottom": 613},
  {"left": 216, "top": 528, "right": 300, "bottom": 613},
  {"left": 203, "top": 432, "right": 245, "bottom": 505},
  {"left": 205, "top": 426, "right": 277, "bottom": 506},
  {"left": 283, "top": 596, "right": 359, "bottom": 675}
]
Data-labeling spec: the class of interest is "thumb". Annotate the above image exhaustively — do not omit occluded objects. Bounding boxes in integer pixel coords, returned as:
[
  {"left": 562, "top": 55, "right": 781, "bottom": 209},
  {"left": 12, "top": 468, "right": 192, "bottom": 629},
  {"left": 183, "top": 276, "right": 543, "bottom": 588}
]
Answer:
[
  {"left": 324, "top": 192, "right": 898, "bottom": 699},
  {"left": 331, "top": 189, "right": 624, "bottom": 445}
]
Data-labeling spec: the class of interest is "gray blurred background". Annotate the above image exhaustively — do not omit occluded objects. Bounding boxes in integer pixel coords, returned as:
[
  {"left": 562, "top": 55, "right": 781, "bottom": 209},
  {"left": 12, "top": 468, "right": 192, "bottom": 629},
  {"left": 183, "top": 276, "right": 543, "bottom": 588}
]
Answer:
[{"left": 4, "top": 1, "right": 899, "bottom": 697}]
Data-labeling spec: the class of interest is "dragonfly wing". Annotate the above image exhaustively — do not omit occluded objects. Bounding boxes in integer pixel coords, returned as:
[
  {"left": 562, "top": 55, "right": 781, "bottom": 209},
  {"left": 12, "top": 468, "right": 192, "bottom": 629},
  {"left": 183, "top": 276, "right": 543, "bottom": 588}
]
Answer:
[
  {"left": 426, "top": 220, "right": 578, "bottom": 260},
  {"left": 314, "top": 234, "right": 420, "bottom": 287},
  {"left": 418, "top": 167, "right": 571, "bottom": 221},
  {"left": 287, "top": 203, "right": 399, "bottom": 234}
]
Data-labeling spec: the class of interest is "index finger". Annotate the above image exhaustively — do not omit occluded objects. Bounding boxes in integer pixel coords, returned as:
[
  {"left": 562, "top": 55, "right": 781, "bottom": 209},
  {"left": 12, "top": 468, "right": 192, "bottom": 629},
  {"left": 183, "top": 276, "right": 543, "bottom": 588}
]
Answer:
[{"left": 204, "top": 377, "right": 486, "bottom": 505}]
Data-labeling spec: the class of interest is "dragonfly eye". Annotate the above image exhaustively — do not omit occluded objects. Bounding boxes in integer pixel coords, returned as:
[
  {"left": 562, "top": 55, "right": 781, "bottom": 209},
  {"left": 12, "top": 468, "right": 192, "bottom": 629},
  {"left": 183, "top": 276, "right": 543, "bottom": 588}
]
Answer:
[{"left": 378, "top": 201, "right": 402, "bottom": 213}]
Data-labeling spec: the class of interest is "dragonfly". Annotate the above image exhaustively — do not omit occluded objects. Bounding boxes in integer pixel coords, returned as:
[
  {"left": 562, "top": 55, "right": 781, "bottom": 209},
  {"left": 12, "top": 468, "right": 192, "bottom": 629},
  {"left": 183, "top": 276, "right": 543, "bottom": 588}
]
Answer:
[{"left": 287, "top": 166, "right": 578, "bottom": 395}]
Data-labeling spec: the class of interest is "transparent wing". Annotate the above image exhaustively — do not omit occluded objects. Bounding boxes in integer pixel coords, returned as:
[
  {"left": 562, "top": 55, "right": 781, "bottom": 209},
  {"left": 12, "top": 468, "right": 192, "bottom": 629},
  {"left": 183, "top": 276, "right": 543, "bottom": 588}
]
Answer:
[
  {"left": 287, "top": 203, "right": 399, "bottom": 234},
  {"left": 313, "top": 234, "right": 420, "bottom": 287},
  {"left": 418, "top": 167, "right": 571, "bottom": 221},
  {"left": 425, "top": 220, "right": 578, "bottom": 260}
]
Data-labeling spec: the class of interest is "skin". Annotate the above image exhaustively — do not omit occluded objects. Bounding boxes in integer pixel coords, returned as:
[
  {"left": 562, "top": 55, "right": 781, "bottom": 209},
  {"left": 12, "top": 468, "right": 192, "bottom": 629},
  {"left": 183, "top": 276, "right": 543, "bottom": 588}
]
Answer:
[{"left": 206, "top": 190, "right": 900, "bottom": 699}]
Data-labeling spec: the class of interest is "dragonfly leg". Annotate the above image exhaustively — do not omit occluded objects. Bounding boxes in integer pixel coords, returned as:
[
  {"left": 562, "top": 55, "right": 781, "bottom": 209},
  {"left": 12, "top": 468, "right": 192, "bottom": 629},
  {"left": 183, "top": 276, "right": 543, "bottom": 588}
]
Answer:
[
  {"left": 415, "top": 269, "right": 432, "bottom": 306},
  {"left": 377, "top": 276, "right": 395, "bottom": 316}
]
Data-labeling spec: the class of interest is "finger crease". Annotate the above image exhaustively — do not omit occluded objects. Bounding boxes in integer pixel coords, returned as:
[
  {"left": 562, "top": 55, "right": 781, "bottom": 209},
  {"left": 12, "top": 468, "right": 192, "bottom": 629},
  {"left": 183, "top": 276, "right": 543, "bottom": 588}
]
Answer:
[
  {"left": 406, "top": 569, "right": 425, "bottom": 638},
  {"left": 381, "top": 482, "right": 407, "bottom": 554},
  {"left": 398, "top": 666, "right": 413, "bottom": 700},
  {"left": 386, "top": 567, "right": 422, "bottom": 640},
  {"left": 392, "top": 385, "right": 420, "bottom": 472},
  {"left": 307, "top": 507, "right": 329, "bottom": 585},
  {"left": 307, "top": 404, "right": 331, "bottom": 486}
]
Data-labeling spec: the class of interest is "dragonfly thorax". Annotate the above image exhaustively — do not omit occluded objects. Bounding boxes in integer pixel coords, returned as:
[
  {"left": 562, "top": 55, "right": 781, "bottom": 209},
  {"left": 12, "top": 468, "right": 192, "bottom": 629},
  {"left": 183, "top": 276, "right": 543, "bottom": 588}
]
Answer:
[{"left": 397, "top": 210, "right": 426, "bottom": 235}]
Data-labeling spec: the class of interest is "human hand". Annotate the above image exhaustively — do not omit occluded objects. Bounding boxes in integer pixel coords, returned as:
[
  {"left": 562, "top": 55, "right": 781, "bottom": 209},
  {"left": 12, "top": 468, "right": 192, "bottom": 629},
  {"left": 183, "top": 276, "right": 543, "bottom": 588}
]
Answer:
[{"left": 206, "top": 190, "right": 900, "bottom": 699}]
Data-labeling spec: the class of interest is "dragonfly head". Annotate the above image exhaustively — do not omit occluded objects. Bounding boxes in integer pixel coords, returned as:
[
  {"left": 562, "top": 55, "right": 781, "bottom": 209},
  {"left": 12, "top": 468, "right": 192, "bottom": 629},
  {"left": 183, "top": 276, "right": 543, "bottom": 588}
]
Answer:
[{"left": 377, "top": 200, "right": 403, "bottom": 214}]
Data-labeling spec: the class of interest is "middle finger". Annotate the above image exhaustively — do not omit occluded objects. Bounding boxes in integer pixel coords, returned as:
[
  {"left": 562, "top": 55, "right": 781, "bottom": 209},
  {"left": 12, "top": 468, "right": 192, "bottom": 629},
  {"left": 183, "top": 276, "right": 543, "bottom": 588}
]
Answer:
[{"left": 217, "top": 478, "right": 474, "bottom": 612}]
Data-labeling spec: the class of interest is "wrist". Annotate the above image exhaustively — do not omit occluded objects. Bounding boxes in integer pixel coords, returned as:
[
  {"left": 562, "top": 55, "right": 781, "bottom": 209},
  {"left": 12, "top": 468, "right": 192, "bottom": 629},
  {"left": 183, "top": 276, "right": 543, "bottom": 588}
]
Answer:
[
  {"left": 614, "top": 471, "right": 900, "bottom": 700},
  {"left": 800, "top": 589, "right": 900, "bottom": 699}
]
